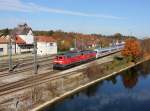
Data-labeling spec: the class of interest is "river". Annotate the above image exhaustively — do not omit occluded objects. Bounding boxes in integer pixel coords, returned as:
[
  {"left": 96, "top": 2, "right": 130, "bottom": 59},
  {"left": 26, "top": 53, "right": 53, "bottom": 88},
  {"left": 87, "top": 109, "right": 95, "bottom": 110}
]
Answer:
[{"left": 44, "top": 60, "right": 150, "bottom": 111}]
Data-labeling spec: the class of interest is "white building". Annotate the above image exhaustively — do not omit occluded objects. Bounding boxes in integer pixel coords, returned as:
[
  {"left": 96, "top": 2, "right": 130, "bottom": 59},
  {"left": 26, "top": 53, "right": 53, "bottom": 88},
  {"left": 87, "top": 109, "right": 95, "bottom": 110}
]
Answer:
[
  {"left": 14, "top": 23, "right": 34, "bottom": 54},
  {"left": 0, "top": 23, "right": 34, "bottom": 55},
  {"left": 0, "top": 35, "right": 16, "bottom": 55},
  {"left": 15, "top": 34, "right": 34, "bottom": 54},
  {"left": 36, "top": 36, "right": 57, "bottom": 55}
]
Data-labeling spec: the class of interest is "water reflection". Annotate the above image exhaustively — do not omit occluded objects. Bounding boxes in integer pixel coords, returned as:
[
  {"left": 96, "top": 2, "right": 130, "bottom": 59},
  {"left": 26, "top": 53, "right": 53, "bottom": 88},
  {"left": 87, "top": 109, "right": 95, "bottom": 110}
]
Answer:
[
  {"left": 46, "top": 60, "right": 150, "bottom": 111},
  {"left": 121, "top": 68, "right": 138, "bottom": 89},
  {"left": 137, "top": 60, "right": 150, "bottom": 78},
  {"left": 106, "top": 75, "right": 117, "bottom": 85}
]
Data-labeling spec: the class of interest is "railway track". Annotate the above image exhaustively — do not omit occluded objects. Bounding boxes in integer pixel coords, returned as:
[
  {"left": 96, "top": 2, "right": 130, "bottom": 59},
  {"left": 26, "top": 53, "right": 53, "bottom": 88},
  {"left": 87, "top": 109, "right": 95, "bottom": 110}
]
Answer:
[
  {"left": 0, "top": 55, "right": 55, "bottom": 72},
  {"left": 0, "top": 62, "right": 53, "bottom": 78},
  {"left": 0, "top": 52, "right": 119, "bottom": 97},
  {"left": 0, "top": 57, "right": 113, "bottom": 96},
  {"left": 0, "top": 69, "right": 61, "bottom": 96},
  {"left": 0, "top": 54, "right": 55, "bottom": 64}
]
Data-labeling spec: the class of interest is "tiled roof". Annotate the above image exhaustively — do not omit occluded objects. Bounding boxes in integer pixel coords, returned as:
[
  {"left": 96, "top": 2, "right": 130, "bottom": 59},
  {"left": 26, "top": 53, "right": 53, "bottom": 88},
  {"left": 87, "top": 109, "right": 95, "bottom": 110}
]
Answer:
[
  {"left": 36, "top": 36, "right": 56, "bottom": 42},
  {"left": 15, "top": 35, "right": 26, "bottom": 44},
  {"left": 0, "top": 35, "right": 26, "bottom": 44},
  {"left": 0, "top": 36, "right": 9, "bottom": 43},
  {"left": 0, "top": 35, "right": 15, "bottom": 44}
]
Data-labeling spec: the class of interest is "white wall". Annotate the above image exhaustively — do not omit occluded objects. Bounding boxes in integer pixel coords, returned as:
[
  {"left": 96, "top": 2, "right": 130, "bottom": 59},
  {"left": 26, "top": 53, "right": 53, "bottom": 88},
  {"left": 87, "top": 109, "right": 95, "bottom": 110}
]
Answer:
[
  {"left": 0, "top": 43, "right": 16, "bottom": 56},
  {"left": 19, "top": 35, "right": 34, "bottom": 44},
  {"left": 11, "top": 44, "right": 16, "bottom": 54},
  {"left": 18, "top": 30, "right": 34, "bottom": 44},
  {"left": 15, "top": 44, "right": 21, "bottom": 54},
  {"left": 37, "top": 42, "right": 57, "bottom": 55},
  {"left": 0, "top": 44, "right": 8, "bottom": 55}
]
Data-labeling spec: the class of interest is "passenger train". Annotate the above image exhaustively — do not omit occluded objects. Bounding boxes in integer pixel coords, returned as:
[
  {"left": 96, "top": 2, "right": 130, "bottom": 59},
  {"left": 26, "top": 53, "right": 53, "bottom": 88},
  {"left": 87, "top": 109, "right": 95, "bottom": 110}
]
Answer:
[{"left": 53, "top": 42, "right": 125, "bottom": 69}]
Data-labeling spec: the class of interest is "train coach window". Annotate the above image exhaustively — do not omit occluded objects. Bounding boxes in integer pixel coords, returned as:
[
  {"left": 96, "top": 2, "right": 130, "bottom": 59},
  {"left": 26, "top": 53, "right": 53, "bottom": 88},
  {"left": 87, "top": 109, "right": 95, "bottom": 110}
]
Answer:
[
  {"left": 101, "top": 50, "right": 108, "bottom": 53},
  {"left": 67, "top": 55, "right": 71, "bottom": 58}
]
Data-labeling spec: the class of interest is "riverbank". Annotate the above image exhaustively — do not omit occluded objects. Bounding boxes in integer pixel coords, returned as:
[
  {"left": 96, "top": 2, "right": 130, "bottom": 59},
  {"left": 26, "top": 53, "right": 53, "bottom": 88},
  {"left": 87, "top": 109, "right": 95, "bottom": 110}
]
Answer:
[{"left": 32, "top": 55, "right": 150, "bottom": 111}]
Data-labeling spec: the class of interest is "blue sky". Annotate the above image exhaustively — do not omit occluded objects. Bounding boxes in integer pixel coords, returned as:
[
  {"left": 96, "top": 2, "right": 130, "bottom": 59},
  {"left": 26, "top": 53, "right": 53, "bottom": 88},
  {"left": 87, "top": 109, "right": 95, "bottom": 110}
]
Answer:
[{"left": 0, "top": 0, "right": 150, "bottom": 38}]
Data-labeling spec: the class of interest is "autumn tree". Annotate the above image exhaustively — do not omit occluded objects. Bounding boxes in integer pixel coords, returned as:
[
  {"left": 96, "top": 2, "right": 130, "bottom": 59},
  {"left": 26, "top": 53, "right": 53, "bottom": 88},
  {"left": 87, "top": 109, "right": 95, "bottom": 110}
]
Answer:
[
  {"left": 121, "top": 39, "right": 142, "bottom": 62},
  {"left": 140, "top": 38, "right": 150, "bottom": 56},
  {"left": 58, "top": 40, "right": 72, "bottom": 51}
]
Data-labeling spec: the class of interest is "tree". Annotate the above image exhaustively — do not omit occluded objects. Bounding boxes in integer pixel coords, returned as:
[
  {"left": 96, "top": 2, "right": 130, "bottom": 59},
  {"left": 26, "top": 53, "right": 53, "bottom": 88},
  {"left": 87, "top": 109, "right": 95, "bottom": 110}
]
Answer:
[
  {"left": 140, "top": 38, "right": 150, "bottom": 56},
  {"left": 48, "top": 30, "right": 54, "bottom": 36},
  {"left": 121, "top": 39, "right": 142, "bottom": 62},
  {"left": 58, "top": 40, "right": 71, "bottom": 51},
  {"left": 3, "top": 28, "right": 9, "bottom": 36},
  {"left": 113, "top": 33, "right": 122, "bottom": 41}
]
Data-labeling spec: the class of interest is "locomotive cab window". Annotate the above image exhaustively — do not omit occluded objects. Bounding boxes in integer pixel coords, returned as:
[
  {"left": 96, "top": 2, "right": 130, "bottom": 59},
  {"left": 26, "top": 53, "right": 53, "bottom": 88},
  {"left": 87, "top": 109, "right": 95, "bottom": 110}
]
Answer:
[
  {"left": 56, "top": 56, "right": 63, "bottom": 60},
  {"left": 58, "top": 57, "right": 63, "bottom": 59}
]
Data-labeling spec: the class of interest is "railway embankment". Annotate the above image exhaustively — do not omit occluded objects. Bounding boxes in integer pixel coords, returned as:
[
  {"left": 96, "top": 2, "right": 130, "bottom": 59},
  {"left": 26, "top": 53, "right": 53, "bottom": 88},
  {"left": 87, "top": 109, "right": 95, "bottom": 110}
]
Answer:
[
  {"left": 0, "top": 53, "right": 150, "bottom": 111},
  {"left": 32, "top": 55, "right": 150, "bottom": 111}
]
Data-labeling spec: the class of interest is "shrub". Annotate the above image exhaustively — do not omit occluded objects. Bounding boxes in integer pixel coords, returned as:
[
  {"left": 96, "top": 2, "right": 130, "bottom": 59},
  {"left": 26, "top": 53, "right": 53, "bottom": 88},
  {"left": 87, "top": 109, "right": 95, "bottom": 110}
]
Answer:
[
  {"left": 84, "top": 63, "right": 104, "bottom": 79},
  {"left": 31, "top": 86, "right": 43, "bottom": 104}
]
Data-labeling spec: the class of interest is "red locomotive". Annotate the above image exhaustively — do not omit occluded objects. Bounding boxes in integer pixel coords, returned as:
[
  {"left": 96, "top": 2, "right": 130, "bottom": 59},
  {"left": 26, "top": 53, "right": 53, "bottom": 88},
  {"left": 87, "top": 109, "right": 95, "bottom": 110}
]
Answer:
[{"left": 53, "top": 50, "right": 96, "bottom": 69}]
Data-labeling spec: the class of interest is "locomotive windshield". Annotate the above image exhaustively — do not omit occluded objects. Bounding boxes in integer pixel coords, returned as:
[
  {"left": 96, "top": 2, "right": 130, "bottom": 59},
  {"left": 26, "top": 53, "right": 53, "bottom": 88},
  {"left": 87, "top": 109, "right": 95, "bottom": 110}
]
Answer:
[{"left": 56, "top": 56, "right": 64, "bottom": 60}]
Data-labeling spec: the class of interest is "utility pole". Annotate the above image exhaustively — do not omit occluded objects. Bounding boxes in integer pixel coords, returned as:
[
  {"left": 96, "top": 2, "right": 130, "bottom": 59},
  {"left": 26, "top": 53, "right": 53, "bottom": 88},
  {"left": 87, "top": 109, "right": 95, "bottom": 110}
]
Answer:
[
  {"left": 74, "top": 36, "right": 77, "bottom": 50},
  {"left": 82, "top": 38, "right": 84, "bottom": 50},
  {"left": 8, "top": 34, "right": 13, "bottom": 72},
  {"left": 33, "top": 36, "right": 37, "bottom": 74}
]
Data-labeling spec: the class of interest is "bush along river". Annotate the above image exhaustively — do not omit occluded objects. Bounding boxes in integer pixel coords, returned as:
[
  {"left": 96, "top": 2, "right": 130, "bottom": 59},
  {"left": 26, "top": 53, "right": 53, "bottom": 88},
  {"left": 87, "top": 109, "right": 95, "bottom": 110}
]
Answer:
[{"left": 44, "top": 60, "right": 150, "bottom": 111}]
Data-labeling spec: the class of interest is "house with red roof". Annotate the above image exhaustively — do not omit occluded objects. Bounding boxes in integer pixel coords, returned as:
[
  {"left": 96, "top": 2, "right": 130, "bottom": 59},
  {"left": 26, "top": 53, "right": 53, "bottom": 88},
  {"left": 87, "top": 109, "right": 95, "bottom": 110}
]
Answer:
[
  {"left": 36, "top": 36, "right": 57, "bottom": 55},
  {"left": 15, "top": 34, "right": 34, "bottom": 54},
  {"left": 14, "top": 23, "right": 34, "bottom": 53},
  {"left": 0, "top": 23, "right": 34, "bottom": 55},
  {"left": 0, "top": 34, "right": 32, "bottom": 55}
]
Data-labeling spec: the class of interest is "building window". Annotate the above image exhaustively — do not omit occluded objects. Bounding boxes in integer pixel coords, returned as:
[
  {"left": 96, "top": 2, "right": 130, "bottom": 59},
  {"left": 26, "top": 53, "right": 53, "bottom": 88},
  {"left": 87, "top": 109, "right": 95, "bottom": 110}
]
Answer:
[
  {"left": 0, "top": 48, "right": 3, "bottom": 52},
  {"left": 50, "top": 43, "right": 54, "bottom": 46}
]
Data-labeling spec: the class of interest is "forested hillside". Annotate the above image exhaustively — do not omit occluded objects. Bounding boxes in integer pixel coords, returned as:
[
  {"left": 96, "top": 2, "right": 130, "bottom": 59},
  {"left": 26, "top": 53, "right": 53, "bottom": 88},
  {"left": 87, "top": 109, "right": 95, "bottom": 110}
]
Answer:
[{"left": 0, "top": 29, "right": 136, "bottom": 51}]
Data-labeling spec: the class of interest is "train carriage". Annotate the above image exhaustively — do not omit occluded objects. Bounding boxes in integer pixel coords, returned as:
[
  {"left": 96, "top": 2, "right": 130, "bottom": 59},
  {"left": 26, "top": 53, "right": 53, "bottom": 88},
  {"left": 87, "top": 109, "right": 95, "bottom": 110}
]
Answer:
[{"left": 94, "top": 42, "right": 124, "bottom": 58}]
